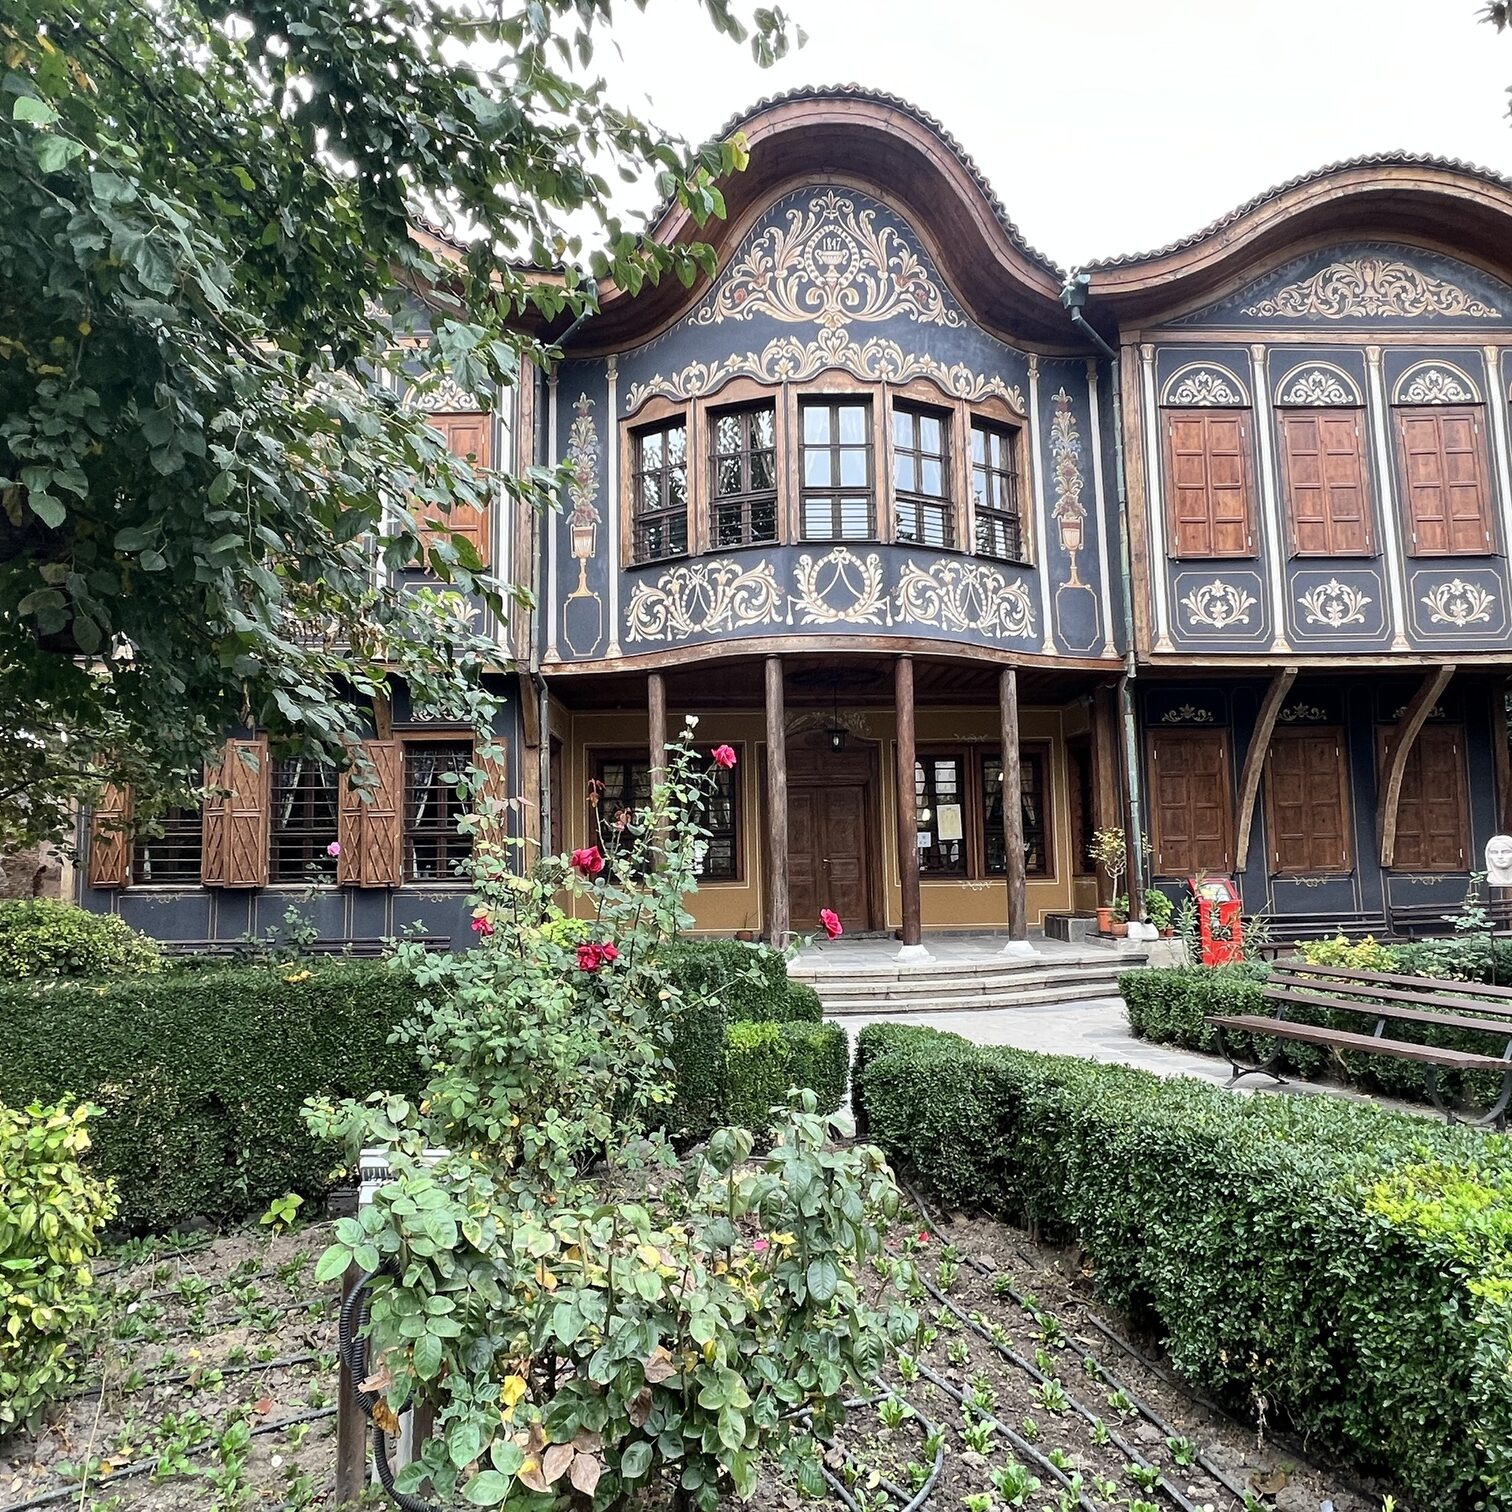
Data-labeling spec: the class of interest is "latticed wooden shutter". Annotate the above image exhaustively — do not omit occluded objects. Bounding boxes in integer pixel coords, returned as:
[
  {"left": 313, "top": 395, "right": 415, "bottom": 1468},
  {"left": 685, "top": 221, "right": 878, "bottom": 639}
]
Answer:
[
  {"left": 203, "top": 738, "right": 269, "bottom": 887},
  {"left": 1278, "top": 409, "right": 1373, "bottom": 556},
  {"left": 1162, "top": 409, "right": 1255, "bottom": 558},
  {"left": 337, "top": 739, "right": 404, "bottom": 887},
  {"left": 423, "top": 414, "right": 492, "bottom": 567},
  {"left": 1396, "top": 407, "right": 1494, "bottom": 555},
  {"left": 473, "top": 741, "right": 509, "bottom": 840},
  {"left": 1265, "top": 730, "right": 1352, "bottom": 875},
  {"left": 88, "top": 782, "right": 133, "bottom": 889}
]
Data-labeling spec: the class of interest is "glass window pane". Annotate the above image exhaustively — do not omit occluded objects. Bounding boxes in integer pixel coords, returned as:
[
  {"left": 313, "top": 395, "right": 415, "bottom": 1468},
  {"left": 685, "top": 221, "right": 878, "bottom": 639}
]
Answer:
[
  {"left": 895, "top": 452, "right": 918, "bottom": 492},
  {"left": 803, "top": 405, "right": 830, "bottom": 443},
  {"left": 805, "top": 449, "right": 832, "bottom": 487},
  {"left": 667, "top": 466, "right": 686, "bottom": 507},
  {"left": 750, "top": 451, "right": 775, "bottom": 493},
  {"left": 639, "top": 473, "right": 661, "bottom": 511},
  {"left": 715, "top": 414, "right": 742, "bottom": 453},
  {"left": 751, "top": 500, "right": 777, "bottom": 542},
  {"left": 922, "top": 458, "right": 943, "bottom": 496},
  {"left": 838, "top": 405, "right": 866, "bottom": 444},
  {"left": 665, "top": 424, "right": 686, "bottom": 464},
  {"left": 751, "top": 407, "right": 776, "bottom": 448},
  {"left": 839, "top": 448, "right": 868, "bottom": 487},
  {"left": 804, "top": 498, "right": 834, "bottom": 536},
  {"left": 893, "top": 409, "right": 913, "bottom": 447},
  {"left": 920, "top": 415, "right": 943, "bottom": 453},
  {"left": 640, "top": 430, "right": 662, "bottom": 467},
  {"left": 840, "top": 499, "right": 870, "bottom": 537},
  {"left": 717, "top": 456, "right": 742, "bottom": 496},
  {"left": 971, "top": 427, "right": 986, "bottom": 465}
]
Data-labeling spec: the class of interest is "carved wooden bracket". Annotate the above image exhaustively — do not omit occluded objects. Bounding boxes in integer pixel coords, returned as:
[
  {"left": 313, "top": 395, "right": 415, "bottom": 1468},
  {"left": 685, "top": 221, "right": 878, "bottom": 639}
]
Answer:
[
  {"left": 1234, "top": 667, "right": 1298, "bottom": 874},
  {"left": 1379, "top": 664, "right": 1457, "bottom": 869}
]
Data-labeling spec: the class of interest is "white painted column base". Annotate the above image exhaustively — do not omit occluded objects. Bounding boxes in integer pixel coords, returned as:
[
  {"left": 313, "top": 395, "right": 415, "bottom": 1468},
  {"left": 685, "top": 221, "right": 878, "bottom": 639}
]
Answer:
[
  {"left": 1000, "top": 939, "right": 1038, "bottom": 958},
  {"left": 895, "top": 943, "right": 934, "bottom": 964}
]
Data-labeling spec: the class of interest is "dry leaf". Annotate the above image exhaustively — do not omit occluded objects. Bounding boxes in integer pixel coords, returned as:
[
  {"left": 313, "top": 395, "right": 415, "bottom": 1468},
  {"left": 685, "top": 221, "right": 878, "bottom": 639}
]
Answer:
[
  {"left": 572, "top": 1428, "right": 604, "bottom": 1454},
  {"left": 542, "top": 1442, "right": 574, "bottom": 1485},
  {"left": 371, "top": 1399, "right": 402, "bottom": 1437},
  {"left": 359, "top": 1365, "right": 394, "bottom": 1394},
  {"left": 569, "top": 1451, "right": 603, "bottom": 1497},
  {"left": 643, "top": 1349, "right": 678, "bottom": 1384},
  {"left": 627, "top": 1386, "right": 653, "bottom": 1427},
  {"left": 251, "top": 1396, "right": 274, "bottom": 1417}
]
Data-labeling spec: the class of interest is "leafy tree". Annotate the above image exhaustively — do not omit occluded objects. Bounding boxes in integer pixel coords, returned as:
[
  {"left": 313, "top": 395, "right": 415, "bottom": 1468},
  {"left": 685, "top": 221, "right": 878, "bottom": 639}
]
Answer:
[{"left": 0, "top": 0, "right": 797, "bottom": 846}]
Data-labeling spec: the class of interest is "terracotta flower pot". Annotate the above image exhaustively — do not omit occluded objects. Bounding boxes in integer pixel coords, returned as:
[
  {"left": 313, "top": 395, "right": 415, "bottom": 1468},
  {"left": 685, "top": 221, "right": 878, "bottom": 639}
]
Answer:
[
  {"left": 1111, "top": 921, "right": 1129, "bottom": 938},
  {"left": 1096, "top": 905, "right": 1113, "bottom": 934}
]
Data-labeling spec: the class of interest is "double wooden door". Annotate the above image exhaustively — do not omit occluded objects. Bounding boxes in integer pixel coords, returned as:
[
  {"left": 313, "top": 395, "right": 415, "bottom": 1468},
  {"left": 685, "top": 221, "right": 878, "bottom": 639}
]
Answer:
[{"left": 783, "top": 741, "right": 877, "bottom": 934}]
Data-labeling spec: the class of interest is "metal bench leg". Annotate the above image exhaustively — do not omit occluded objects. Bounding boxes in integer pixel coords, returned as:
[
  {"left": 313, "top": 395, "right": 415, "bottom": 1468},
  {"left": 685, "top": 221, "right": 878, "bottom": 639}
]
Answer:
[
  {"left": 1214, "top": 1023, "right": 1287, "bottom": 1088},
  {"left": 1473, "top": 1070, "right": 1512, "bottom": 1132}
]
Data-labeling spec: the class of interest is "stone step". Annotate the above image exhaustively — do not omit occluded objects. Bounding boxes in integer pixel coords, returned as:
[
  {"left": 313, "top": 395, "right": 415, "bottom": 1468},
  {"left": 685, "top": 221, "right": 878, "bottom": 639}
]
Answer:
[
  {"left": 789, "top": 951, "right": 1137, "bottom": 986},
  {"left": 821, "top": 977, "right": 1125, "bottom": 1016},
  {"left": 800, "top": 966, "right": 1123, "bottom": 1002}
]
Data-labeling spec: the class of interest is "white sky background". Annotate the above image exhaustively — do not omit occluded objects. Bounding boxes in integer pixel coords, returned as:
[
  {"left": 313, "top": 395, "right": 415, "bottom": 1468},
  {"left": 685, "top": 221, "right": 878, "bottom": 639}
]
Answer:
[{"left": 587, "top": 0, "right": 1512, "bottom": 270}]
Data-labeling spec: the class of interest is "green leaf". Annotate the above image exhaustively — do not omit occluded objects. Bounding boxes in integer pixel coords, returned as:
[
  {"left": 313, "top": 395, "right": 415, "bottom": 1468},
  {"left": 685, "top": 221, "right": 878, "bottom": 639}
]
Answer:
[
  {"left": 28, "top": 495, "right": 65, "bottom": 528},
  {"left": 412, "top": 1332, "right": 443, "bottom": 1381},
  {"left": 619, "top": 1441, "right": 652, "bottom": 1482},
  {"left": 462, "top": 1469, "right": 511, "bottom": 1505},
  {"left": 36, "top": 135, "right": 85, "bottom": 173},
  {"left": 447, "top": 1420, "right": 483, "bottom": 1469},
  {"left": 114, "top": 528, "right": 153, "bottom": 552},
  {"left": 313, "top": 1246, "right": 351, "bottom": 1284},
  {"left": 806, "top": 1255, "right": 839, "bottom": 1304},
  {"left": 13, "top": 97, "right": 58, "bottom": 125}
]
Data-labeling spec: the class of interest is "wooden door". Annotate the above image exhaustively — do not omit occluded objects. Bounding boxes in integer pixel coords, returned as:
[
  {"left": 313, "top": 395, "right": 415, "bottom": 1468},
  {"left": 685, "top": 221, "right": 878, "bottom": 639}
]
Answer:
[
  {"left": 788, "top": 784, "right": 871, "bottom": 933},
  {"left": 1148, "top": 729, "right": 1233, "bottom": 877}
]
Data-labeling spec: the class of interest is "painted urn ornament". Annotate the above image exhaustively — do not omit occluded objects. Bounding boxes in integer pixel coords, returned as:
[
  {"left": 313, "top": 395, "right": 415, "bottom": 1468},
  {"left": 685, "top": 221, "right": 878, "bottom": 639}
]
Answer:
[{"left": 1487, "top": 835, "right": 1512, "bottom": 887}]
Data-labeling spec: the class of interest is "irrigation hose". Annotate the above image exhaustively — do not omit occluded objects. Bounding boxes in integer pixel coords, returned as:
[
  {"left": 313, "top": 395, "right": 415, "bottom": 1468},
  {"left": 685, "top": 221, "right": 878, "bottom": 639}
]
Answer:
[
  {"left": 917, "top": 1273, "right": 1197, "bottom": 1512},
  {"left": 795, "top": 1392, "right": 945, "bottom": 1512},
  {"left": 916, "top": 1360, "right": 1099, "bottom": 1512},
  {"left": 1, "top": 1406, "right": 338, "bottom": 1512},
  {"left": 59, "top": 1350, "right": 324, "bottom": 1403}
]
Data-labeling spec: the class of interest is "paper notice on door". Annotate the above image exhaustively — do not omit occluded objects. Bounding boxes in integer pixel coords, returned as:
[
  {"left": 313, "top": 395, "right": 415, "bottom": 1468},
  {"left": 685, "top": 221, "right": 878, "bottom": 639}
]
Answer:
[{"left": 937, "top": 804, "right": 964, "bottom": 842}]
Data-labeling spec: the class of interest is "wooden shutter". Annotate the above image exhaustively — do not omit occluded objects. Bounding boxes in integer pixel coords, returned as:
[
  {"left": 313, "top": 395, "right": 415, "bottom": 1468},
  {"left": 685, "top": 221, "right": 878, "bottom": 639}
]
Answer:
[
  {"left": 88, "top": 782, "right": 133, "bottom": 889},
  {"left": 1162, "top": 409, "right": 1255, "bottom": 558},
  {"left": 1395, "top": 406, "right": 1493, "bottom": 555},
  {"left": 337, "top": 739, "right": 404, "bottom": 887},
  {"left": 203, "top": 738, "right": 269, "bottom": 887},
  {"left": 1148, "top": 730, "right": 1233, "bottom": 876},
  {"left": 423, "top": 413, "right": 492, "bottom": 566},
  {"left": 1384, "top": 723, "right": 1469, "bottom": 871},
  {"left": 1278, "top": 409, "right": 1373, "bottom": 555},
  {"left": 1265, "top": 729, "right": 1353, "bottom": 874}
]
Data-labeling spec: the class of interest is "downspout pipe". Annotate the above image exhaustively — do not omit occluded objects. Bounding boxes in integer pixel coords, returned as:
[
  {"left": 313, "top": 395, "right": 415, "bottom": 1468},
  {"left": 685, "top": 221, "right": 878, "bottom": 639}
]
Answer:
[
  {"left": 528, "top": 280, "right": 599, "bottom": 856},
  {"left": 1061, "top": 273, "right": 1146, "bottom": 924}
]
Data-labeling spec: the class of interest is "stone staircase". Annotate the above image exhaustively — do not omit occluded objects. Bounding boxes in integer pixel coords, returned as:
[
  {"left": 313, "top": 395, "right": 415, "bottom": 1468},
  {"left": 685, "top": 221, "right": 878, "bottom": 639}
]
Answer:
[{"left": 788, "top": 940, "right": 1147, "bottom": 1017}]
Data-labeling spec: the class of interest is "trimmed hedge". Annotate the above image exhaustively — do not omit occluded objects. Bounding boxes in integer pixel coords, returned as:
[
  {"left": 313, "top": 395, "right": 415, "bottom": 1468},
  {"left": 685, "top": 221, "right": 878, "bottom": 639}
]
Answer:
[
  {"left": 0, "top": 900, "right": 161, "bottom": 980},
  {"left": 0, "top": 963, "right": 425, "bottom": 1232},
  {"left": 853, "top": 1022, "right": 1512, "bottom": 1511},
  {"left": 660, "top": 938, "right": 823, "bottom": 1023},
  {"left": 1120, "top": 959, "right": 1507, "bottom": 1106},
  {"left": 725, "top": 1020, "right": 848, "bottom": 1130}
]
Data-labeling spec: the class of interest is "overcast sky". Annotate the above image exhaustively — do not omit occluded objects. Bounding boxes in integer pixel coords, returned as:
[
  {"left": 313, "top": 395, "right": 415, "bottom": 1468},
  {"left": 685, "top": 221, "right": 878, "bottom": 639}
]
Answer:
[{"left": 590, "top": 0, "right": 1512, "bottom": 270}]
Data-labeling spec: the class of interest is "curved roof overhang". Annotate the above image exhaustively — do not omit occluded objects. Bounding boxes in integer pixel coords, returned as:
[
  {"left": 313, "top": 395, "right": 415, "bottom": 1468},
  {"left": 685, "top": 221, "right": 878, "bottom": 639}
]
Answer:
[
  {"left": 562, "top": 86, "right": 1077, "bottom": 352},
  {"left": 1081, "top": 155, "right": 1512, "bottom": 326}
]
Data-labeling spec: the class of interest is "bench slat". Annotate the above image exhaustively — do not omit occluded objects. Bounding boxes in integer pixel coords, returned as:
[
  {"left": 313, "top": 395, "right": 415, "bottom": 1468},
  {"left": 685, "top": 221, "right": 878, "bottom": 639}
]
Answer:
[
  {"left": 1259, "top": 985, "right": 1512, "bottom": 1038},
  {"left": 1272, "top": 960, "right": 1512, "bottom": 1005},
  {"left": 1207, "top": 1015, "right": 1512, "bottom": 1072}
]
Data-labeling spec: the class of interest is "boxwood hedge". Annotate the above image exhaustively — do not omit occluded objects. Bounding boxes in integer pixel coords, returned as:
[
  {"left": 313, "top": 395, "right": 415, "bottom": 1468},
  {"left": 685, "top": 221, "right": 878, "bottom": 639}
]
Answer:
[
  {"left": 853, "top": 1021, "right": 1512, "bottom": 1511},
  {"left": 724, "top": 1020, "right": 848, "bottom": 1130},
  {"left": 0, "top": 940, "right": 842, "bottom": 1230}
]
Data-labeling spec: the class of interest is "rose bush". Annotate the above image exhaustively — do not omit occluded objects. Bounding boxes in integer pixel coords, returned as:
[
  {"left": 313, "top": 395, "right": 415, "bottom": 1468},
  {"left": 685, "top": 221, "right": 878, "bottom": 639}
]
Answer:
[{"left": 308, "top": 725, "right": 905, "bottom": 1509}]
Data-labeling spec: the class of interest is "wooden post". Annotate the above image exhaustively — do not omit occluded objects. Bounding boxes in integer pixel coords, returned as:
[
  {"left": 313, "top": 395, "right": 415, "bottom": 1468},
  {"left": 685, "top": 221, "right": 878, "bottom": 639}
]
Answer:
[
  {"left": 1234, "top": 666, "right": 1298, "bottom": 873},
  {"left": 999, "top": 668, "right": 1032, "bottom": 954},
  {"left": 894, "top": 657, "right": 927, "bottom": 957},
  {"left": 647, "top": 672, "right": 667, "bottom": 785},
  {"left": 1380, "top": 664, "right": 1456, "bottom": 867},
  {"left": 335, "top": 1264, "right": 367, "bottom": 1504},
  {"left": 764, "top": 657, "right": 790, "bottom": 947}
]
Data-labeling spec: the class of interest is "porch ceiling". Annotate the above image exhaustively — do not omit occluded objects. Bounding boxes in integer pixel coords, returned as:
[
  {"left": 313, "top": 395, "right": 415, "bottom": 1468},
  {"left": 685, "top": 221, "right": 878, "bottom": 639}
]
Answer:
[{"left": 544, "top": 654, "right": 1111, "bottom": 711}]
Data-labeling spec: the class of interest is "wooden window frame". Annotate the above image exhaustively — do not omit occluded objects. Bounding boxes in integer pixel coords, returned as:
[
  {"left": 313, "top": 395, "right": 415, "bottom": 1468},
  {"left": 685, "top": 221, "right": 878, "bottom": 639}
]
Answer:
[
  {"left": 1392, "top": 404, "right": 1496, "bottom": 557},
  {"left": 270, "top": 756, "right": 340, "bottom": 884},
  {"left": 797, "top": 391, "right": 876, "bottom": 543},
  {"left": 1376, "top": 722, "right": 1471, "bottom": 872},
  {"left": 586, "top": 746, "right": 743, "bottom": 884},
  {"left": 401, "top": 735, "right": 475, "bottom": 885},
  {"left": 1275, "top": 406, "right": 1376, "bottom": 558},
  {"left": 1065, "top": 734, "right": 1096, "bottom": 879},
  {"left": 707, "top": 399, "right": 779, "bottom": 551},
  {"left": 1161, "top": 406, "right": 1258, "bottom": 559},
  {"left": 628, "top": 412, "right": 691, "bottom": 566},
  {"left": 970, "top": 415, "right": 1027, "bottom": 564},
  {"left": 913, "top": 750, "right": 969, "bottom": 877},
  {"left": 131, "top": 805, "right": 204, "bottom": 887},
  {"left": 1263, "top": 726, "right": 1355, "bottom": 877},
  {"left": 1146, "top": 727, "right": 1235, "bottom": 879},
  {"left": 982, "top": 745, "right": 1054, "bottom": 881},
  {"left": 892, "top": 400, "right": 955, "bottom": 550},
  {"left": 912, "top": 743, "right": 1054, "bottom": 882}
]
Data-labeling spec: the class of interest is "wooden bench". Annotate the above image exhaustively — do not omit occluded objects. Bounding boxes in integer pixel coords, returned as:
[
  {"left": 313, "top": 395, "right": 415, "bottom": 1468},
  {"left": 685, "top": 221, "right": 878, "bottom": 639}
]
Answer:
[
  {"left": 1207, "top": 960, "right": 1512, "bottom": 1129},
  {"left": 161, "top": 935, "right": 451, "bottom": 959}
]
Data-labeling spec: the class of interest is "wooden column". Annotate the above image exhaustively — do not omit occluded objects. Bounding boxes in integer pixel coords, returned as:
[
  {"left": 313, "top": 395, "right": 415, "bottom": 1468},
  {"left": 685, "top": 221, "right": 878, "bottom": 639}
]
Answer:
[
  {"left": 764, "top": 658, "right": 790, "bottom": 947},
  {"left": 895, "top": 656, "right": 925, "bottom": 953},
  {"left": 647, "top": 672, "right": 667, "bottom": 784},
  {"left": 1234, "top": 666, "right": 1298, "bottom": 873},
  {"left": 998, "top": 668, "right": 1030, "bottom": 949}
]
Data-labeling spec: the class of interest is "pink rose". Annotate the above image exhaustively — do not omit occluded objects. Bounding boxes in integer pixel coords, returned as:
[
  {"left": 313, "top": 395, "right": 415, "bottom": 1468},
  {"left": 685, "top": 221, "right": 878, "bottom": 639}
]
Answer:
[
  {"left": 326, "top": 841, "right": 341, "bottom": 858},
  {"left": 751, "top": 1238, "right": 769, "bottom": 1254},
  {"left": 470, "top": 916, "right": 494, "bottom": 937},
  {"left": 819, "top": 909, "right": 843, "bottom": 941},
  {"left": 711, "top": 745, "right": 737, "bottom": 770},
  {"left": 571, "top": 845, "right": 605, "bottom": 878}
]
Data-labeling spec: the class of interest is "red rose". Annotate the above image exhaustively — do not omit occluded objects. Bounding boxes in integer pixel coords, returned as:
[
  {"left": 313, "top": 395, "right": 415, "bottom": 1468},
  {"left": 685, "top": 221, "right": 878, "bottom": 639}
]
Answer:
[
  {"left": 470, "top": 916, "right": 494, "bottom": 937},
  {"left": 571, "top": 845, "right": 605, "bottom": 877},
  {"left": 711, "top": 744, "right": 737, "bottom": 770},
  {"left": 819, "top": 909, "right": 843, "bottom": 940},
  {"left": 598, "top": 942, "right": 620, "bottom": 965},
  {"left": 577, "top": 943, "right": 601, "bottom": 972}
]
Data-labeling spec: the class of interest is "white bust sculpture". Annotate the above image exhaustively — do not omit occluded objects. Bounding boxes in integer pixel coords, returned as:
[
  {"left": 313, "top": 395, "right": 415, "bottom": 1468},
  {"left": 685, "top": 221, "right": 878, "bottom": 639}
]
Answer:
[{"left": 1486, "top": 835, "right": 1512, "bottom": 887}]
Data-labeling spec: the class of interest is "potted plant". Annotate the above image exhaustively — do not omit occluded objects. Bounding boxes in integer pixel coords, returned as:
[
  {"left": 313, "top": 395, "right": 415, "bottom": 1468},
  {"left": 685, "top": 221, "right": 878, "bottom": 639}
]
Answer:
[
  {"left": 1110, "top": 893, "right": 1129, "bottom": 939},
  {"left": 1087, "top": 827, "right": 1129, "bottom": 934},
  {"left": 1146, "top": 889, "right": 1174, "bottom": 938}
]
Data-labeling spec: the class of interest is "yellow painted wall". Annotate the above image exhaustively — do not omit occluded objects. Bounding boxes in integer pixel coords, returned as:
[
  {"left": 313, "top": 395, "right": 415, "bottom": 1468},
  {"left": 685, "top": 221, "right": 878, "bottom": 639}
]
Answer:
[{"left": 559, "top": 702, "right": 1076, "bottom": 935}]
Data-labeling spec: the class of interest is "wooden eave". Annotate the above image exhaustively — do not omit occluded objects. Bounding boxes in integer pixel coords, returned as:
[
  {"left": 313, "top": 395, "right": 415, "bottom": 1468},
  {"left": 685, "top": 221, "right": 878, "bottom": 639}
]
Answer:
[
  {"left": 1082, "top": 162, "right": 1512, "bottom": 326},
  {"left": 555, "top": 92, "right": 1075, "bottom": 352}
]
